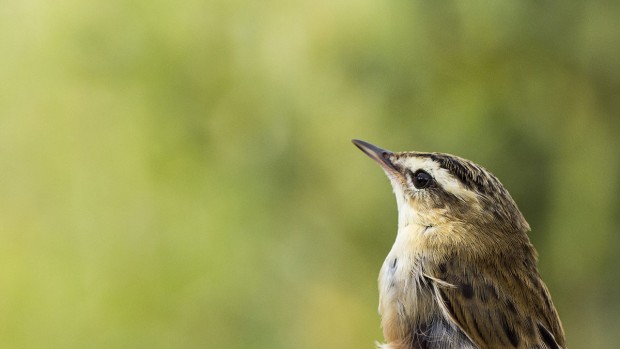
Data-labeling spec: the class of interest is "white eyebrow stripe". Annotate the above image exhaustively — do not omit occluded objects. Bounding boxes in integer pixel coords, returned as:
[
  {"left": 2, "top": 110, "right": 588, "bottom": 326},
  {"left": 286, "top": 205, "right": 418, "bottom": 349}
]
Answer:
[{"left": 398, "top": 156, "right": 478, "bottom": 201}]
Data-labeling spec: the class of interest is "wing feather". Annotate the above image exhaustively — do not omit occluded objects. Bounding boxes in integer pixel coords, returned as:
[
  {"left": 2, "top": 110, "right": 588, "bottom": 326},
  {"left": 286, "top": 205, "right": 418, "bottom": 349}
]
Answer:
[{"left": 428, "top": 255, "right": 565, "bottom": 349}]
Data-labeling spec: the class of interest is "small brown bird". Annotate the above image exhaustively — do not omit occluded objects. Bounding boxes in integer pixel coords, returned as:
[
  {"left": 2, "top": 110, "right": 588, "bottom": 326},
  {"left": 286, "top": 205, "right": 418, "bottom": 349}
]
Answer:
[{"left": 352, "top": 139, "right": 565, "bottom": 349}]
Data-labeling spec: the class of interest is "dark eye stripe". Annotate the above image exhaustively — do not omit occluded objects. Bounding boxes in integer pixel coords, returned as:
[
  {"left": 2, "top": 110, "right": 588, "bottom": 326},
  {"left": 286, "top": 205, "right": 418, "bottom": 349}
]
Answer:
[{"left": 409, "top": 153, "right": 493, "bottom": 194}]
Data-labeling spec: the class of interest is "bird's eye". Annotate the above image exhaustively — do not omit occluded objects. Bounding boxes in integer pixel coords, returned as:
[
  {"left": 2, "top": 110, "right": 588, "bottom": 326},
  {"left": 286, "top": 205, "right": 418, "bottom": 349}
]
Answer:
[{"left": 410, "top": 170, "right": 433, "bottom": 189}]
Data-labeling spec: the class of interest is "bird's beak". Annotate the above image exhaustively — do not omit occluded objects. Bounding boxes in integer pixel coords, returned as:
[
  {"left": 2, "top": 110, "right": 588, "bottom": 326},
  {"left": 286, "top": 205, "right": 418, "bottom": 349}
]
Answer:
[{"left": 352, "top": 139, "right": 400, "bottom": 176}]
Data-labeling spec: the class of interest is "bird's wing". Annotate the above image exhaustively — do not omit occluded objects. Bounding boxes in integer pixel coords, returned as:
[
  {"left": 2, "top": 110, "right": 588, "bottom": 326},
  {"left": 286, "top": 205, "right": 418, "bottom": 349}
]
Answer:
[{"left": 428, "top": 257, "right": 565, "bottom": 349}]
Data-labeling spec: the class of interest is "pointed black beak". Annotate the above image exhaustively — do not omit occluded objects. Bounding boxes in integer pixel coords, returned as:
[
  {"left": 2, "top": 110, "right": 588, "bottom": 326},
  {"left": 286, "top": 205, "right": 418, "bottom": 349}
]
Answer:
[{"left": 352, "top": 139, "right": 399, "bottom": 174}]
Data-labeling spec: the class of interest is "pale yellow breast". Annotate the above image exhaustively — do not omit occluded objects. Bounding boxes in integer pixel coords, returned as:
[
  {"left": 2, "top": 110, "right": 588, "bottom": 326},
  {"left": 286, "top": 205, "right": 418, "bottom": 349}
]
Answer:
[{"left": 378, "top": 224, "right": 438, "bottom": 342}]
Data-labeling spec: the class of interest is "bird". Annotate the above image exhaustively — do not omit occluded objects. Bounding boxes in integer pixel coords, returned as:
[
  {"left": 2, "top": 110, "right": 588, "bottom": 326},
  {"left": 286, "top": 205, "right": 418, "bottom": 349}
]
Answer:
[{"left": 352, "top": 139, "right": 566, "bottom": 349}]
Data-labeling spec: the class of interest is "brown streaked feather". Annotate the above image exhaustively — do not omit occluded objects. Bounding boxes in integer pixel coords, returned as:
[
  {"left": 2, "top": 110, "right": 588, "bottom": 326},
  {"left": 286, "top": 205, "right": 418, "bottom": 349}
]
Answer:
[{"left": 430, "top": 248, "right": 566, "bottom": 349}]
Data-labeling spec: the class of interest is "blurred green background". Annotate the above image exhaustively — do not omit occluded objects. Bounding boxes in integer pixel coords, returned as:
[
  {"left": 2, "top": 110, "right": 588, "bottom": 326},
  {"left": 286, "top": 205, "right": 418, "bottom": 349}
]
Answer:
[{"left": 1, "top": 0, "right": 619, "bottom": 348}]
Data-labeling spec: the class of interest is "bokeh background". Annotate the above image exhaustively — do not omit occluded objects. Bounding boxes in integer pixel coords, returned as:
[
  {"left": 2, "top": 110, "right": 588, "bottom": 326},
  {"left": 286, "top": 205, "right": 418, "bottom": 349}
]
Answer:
[{"left": 1, "top": 0, "right": 619, "bottom": 348}]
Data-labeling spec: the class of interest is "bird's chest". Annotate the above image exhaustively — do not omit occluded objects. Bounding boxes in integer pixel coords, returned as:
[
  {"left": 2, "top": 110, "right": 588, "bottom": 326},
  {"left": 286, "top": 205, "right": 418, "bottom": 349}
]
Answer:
[
  {"left": 378, "top": 232, "right": 442, "bottom": 344},
  {"left": 378, "top": 247, "right": 473, "bottom": 349},
  {"left": 379, "top": 249, "right": 436, "bottom": 327}
]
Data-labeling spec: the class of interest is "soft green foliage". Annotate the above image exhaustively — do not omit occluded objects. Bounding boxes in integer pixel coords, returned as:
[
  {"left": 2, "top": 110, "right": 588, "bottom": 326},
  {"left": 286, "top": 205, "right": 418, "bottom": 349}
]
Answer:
[{"left": 1, "top": 0, "right": 619, "bottom": 348}]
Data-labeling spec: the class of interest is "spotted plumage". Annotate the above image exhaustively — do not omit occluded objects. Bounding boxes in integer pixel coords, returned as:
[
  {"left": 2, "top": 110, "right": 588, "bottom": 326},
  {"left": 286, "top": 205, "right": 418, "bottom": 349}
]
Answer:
[{"left": 352, "top": 140, "right": 565, "bottom": 349}]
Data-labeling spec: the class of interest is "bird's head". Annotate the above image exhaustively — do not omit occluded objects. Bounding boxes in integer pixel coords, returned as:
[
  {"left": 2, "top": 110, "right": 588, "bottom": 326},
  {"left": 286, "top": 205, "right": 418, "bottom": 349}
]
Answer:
[{"left": 353, "top": 139, "right": 530, "bottom": 249}]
